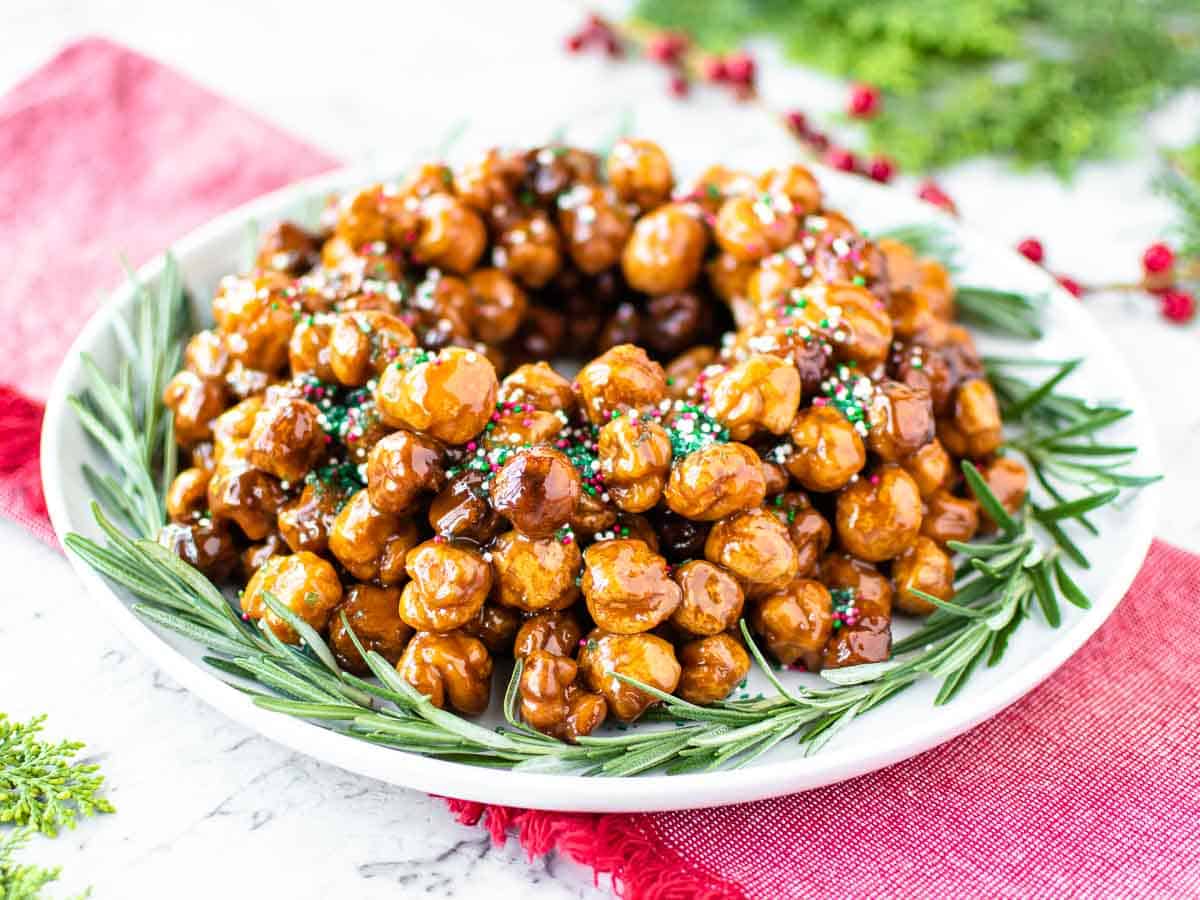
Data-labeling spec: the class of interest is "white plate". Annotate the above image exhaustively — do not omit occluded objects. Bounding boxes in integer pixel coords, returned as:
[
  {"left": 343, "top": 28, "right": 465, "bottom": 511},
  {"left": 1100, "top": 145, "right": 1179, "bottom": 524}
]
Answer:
[{"left": 41, "top": 160, "right": 1161, "bottom": 812}]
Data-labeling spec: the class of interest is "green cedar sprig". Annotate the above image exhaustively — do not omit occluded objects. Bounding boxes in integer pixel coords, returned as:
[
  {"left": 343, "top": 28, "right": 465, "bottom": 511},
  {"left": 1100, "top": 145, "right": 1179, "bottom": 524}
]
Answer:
[
  {"left": 0, "top": 715, "right": 114, "bottom": 838},
  {"left": 633, "top": 0, "right": 1200, "bottom": 176}
]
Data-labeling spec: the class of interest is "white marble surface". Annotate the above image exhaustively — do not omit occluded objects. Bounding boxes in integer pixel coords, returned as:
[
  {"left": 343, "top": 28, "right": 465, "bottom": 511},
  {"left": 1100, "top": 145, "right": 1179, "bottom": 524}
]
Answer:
[{"left": 2, "top": 1, "right": 1198, "bottom": 897}]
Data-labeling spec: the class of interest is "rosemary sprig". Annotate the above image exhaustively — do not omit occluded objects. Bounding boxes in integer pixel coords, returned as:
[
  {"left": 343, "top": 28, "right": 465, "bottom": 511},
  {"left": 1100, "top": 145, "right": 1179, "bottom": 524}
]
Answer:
[
  {"left": 62, "top": 247, "right": 1154, "bottom": 776},
  {"left": 69, "top": 255, "right": 189, "bottom": 539}
]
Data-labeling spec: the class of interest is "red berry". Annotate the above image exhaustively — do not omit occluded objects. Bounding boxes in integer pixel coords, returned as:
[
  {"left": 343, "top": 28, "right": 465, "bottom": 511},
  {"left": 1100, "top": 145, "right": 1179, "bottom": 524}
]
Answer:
[
  {"left": 724, "top": 52, "right": 756, "bottom": 85},
  {"left": 1142, "top": 242, "right": 1175, "bottom": 274},
  {"left": 565, "top": 32, "right": 585, "bottom": 53},
  {"left": 1160, "top": 290, "right": 1196, "bottom": 323},
  {"left": 784, "top": 110, "right": 807, "bottom": 135},
  {"left": 703, "top": 57, "right": 728, "bottom": 82},
  {"left": 669, "top": 74, "right": 690, "bottom": 98},
  {"left": 917, "top": 180, "right": 956, "bottom": 214},
  {"left": 647, "top": 32, "right": 687, "bottom": 64},
  {"left": 847, "top": 83, "right": 881, "bottom": 118},
  {"left": 1056, "top": 275, "right": 1084, "bottom": 298},
  {"left": 825, "top": 147, "right": 859, "bottom": 173},
  {"left": 805, "top": 131, "right": 830, "bottom": 152},
  {"left": 1016, "top": 238, "right": 1045, "bottom": 264},
  {"left": 867, "top": 155, "right": 896, "bottom": 183}
]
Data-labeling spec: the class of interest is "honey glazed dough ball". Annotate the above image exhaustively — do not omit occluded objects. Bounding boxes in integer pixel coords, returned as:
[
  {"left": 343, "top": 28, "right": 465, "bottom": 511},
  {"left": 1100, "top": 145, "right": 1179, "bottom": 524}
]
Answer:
[
  {"left": 581, "top": 539, "right": 682, "bottom": 634},
  {"left": 621, "top": 203, "right": 708, "bottom": 295},
  {"left": 399, "top": 539, "right": 493, "bottom": 632},
  {"left": 518, "top": 651, "right": 608, "bottom": 742},
  {"left": 488, "top": 446, "right": 581, "bottom": 538},
  {"left": 577, "top": 630, "right": 682, "bottom": 723},
  {"left": 242, "top": 551, "right": 343, "bottom": 644},
  {"left": 664, "top": 442, "right": 767, "bottom": 521},
  {"left": 398, "top": 631, "right": 493, "bottom": 716},
  {"left": 328, "top": 584, "right": 413, "bottom": 674},
  {"left": 375, "top": 347, "right": 499, "bottom": 445},
  {"left": 835, "top": 464, "right": 924, "bottom": 562},
  {"left": 490, "top": 529, "right": 582, "bottom": 613}
]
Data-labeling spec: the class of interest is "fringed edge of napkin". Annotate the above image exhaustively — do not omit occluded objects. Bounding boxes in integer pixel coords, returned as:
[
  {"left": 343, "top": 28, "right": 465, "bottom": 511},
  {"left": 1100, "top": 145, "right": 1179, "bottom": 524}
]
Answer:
[
  {"left": 0, "top": 384, "right": 53, "bottom": 544},
  {"left": 439, "top": 798, "right": 746, "bottom": 900}
]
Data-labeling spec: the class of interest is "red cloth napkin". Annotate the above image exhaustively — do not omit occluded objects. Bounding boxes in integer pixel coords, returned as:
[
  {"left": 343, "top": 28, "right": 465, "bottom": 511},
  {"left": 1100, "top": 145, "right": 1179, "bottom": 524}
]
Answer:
[{"left": 6, "top": 38, "right": 1198, "bottom": 900}]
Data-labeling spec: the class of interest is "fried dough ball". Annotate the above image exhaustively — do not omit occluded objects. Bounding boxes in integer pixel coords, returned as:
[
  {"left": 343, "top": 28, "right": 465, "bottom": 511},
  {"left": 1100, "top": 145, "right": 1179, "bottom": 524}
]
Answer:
[
  {"left": 670, "top": 560, "right": 745, "bottom": 636},
  {"left": 519, "top": 651, "right": 608, "bottom": 741},
  {"left": 578, "top": 630, "right": 681, "bottom": 722},
  {"left": 785, "top": 406, "right": 867, "bottom": 492},
  {"left": 900, "top": 438, "right": 955, "bottom": 499},
  {"left": 892, "top": 536, "right": 955, "bottom": 615},
  {"left": 758, "top": 164, "right": 822, "bottom": 217},
  {"left": 163, "top": 371, "right": 227, "bottom": 446},
  {"left": 597, "top": 415, "right": 672, "bottom": 513},
  {"left": 159, "top": 520, "right": 239, "bottom": 579},
  {"left": 705, "top": 508, "right": 800, "bottom": 596},
  {"left": 677, "top": 633, "right": 751, "bottom": 705},
  {"left": 557, "top": 184, "right": 633, "bottom": 275},
  {"left": 329, "top": 311, "right": 417, "bottom": 386},
  {"left": 207, "top": 452, "right": 283, "bottom": 541},
  {"left": 375, "top": 347, "right": 498, "bottom": 445},
  {"left": 428, "top": 470, "right": 503, "bottom": 543},
  {"left": 256, "top": 221, "right": 321, "bottom": 275},
  {"left": 288, "top": 316, "right": 336, "bottom": 382},
  {"left": 938, "top": 378, "right": 1004, "bottom": 459},
  {"left": 824, "top": 281, "right": 894, "bottom": 369},
  {"left": 514, "top": 610, "right": 584, "bottom": 660},
  {"left": 166, "top": 467, "right": 211, "bottom": 522},
  {"left": 642, "top": 290, "right": 711, "bottom": 356},
  {"left": 665, "top": 442, "right": 767, "bottom": 521},
  {"left": 706, "top": 354, "right": 801, "bottom": 441},
  {"left": 607, "top": 138, "right": 674, "bottom": 209},
  {"left": 714, "top": 193, "right": 798, "bottom": 263},
  {"left": 277, "top": 482, "right": 341, "bottom": 554},
  {"left": 971, "top": 456, "right": 1029, "bottom": 528},
  {"left": 185, "top": 330, "right": 230, "bottom": 380},
  {"left": 491, "top": 529, "right": 582, "bottom": 612},
  {"left": 494, "top": 212, "right": 562, "bottom": 289},
  {"left": 328, "top": 584, "right": 412, "bottom": 673},
  {"left": 328, "top": 488, "right": 418, "bottom": 583},
  {"left": 582, "top": 539, "right": 681, "bottom": 634},
  {"left": 752, "top": 578, "right": 833, "bottom": 670},
  {"left": 500, "top": 362, "right": 576, "bottom": 414},
  {"left": 576, "top": 344, "right": 667, "bottom": 425},
  {"left": 921, "top": 490, "right": 980, "bottom": 546},
  {"left": 398, "top": 539, "right": 493, "bottom": 632},
  {"left": 212, "top": 396, "right": 263, "bottom": 461},
  {"left": 240, "top": 531, "right": 285, "bottom": 579},
  {"left": 746, "top": 251, "right": 805, "bottom": 310},
  {"left": 211, "top": 272, "right": 296, "bottom": 373},
  {"left": 398, "top": 631, "right": 493, "bottom": 716},
  {"left": 488, "top": 446, "right": 581, "bottom": 537},
  {"left": 835, "top": 464, "right": 923, "bottom": 562},
  {"left": 706, "top": 252, "right": 756, "bottom": 308},
  {"left": 462, "top": 603, "right": 523, "bottom": 655},
  {"left": 621, "top": 204, "right": 708, "bottom": 295},
  {"left": 410, "top": 193, "right": 487, "bottom": 274},
  {"left": 766, "top": 492, "right": 831, "bottom": 577},
  {"left": 247, "top": 396, "right": 326, "bottom": 483},
  {"left": 242, "top": 551, "right": 342, "bottom": 643},
  {"left": 455, "top": 148, "right": 522, "bottom": 214},
  {"left": 866, "top": 380, "right": 935, "bottom": 463},
  {"left": 819, "top": 553, "right": 893, "bottom": 669},
  {"left": 366, "top": 429, "right": 446, "bottom": 514},
  {"left": 466, "top": 269, "right": 528, "bottom": 344}
]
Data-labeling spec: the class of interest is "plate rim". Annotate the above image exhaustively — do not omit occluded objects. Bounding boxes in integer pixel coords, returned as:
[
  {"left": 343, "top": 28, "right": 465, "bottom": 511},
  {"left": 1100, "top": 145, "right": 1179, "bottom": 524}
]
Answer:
[{"left": 40, "top": 163, "right": 1162, "bottom": 812}]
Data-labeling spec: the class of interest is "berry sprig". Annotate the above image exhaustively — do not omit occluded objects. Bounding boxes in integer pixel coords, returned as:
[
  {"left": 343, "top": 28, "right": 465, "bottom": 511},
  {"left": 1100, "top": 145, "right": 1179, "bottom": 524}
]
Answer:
[{"left": 563, "top": 12, "right": 1196, "bottom": 328}]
